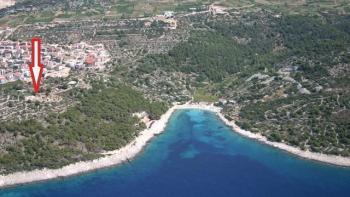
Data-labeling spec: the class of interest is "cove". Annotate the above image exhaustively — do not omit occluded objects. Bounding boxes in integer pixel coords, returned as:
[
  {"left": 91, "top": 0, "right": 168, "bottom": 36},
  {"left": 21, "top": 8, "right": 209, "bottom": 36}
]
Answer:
[{"left": 1, "top": 109, "right": 350, "bottom": 197}]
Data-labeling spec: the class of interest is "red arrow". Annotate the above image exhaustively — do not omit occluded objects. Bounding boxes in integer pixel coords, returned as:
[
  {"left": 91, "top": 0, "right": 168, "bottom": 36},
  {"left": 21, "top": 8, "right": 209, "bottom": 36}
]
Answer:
[{"left": 29, "top": 38, "right": 44, "bottom": 93}]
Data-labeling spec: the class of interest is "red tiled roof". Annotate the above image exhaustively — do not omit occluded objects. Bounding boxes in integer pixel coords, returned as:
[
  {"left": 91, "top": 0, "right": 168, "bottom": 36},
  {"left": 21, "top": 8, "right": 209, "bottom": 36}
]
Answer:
[{"left": 85, "top": 54, "right": 96, "bottom": 65}]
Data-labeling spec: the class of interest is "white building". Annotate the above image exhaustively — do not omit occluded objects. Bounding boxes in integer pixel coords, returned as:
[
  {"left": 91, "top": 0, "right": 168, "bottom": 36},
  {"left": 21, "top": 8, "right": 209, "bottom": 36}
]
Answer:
[{"left": 164, "top": 11, "right": 175, "bottom": 18}]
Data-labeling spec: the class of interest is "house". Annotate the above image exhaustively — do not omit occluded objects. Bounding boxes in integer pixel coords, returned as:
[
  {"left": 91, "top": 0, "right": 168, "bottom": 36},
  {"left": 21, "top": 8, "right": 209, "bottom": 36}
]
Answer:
[
  {"left": 67, "top": 81, "right": 77, "bottom": 86},
  {"left": 23, "top": 70, "right": 30, "bottom": 78},
  {"left": 219, "top": 98, "right": 228, "bottom": 105},
  {"left": 85, "top": 54, "right": 96, "bottom": 66},
  {"left": 164, "top": 11, "right": 174, "bottom": 18},
  {"left": 209, "top": 4, "right": 228, "bottom": 15},
  {"left": 5, "top": 73, "right": 13, "bottom": 81},
  {"left": 4, "top": 51, "right": 12, "bottom": 59},
  {"left": 13, "top": 72, "right": 22, "bottom": 80},
  {"left": 75, "top": 62, "right": 85, "bottom": 70},
  {"left": 0, "top": 75, "right": 6, "bottom": 84}
]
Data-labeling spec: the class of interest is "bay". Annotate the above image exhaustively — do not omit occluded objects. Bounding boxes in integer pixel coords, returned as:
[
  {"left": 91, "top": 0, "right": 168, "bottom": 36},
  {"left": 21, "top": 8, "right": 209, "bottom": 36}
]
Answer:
[{"left": 1, "top": 109, "right": 350, "bottom": 197}]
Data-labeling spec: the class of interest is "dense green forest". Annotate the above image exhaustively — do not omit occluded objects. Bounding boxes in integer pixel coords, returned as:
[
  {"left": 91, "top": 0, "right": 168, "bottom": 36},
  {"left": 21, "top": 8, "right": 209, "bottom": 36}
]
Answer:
[
  {"left": 0, "top": 82, "right": 168, "bottom": 173},
  {"left": 138, "top": 13, "right": 349, "bottom": 83},
  {"left": 138, "top": 31, "right": 256, "bottom": 82},
  {"left": 133, "top": 12, "right": 350, "bottom": 156}
]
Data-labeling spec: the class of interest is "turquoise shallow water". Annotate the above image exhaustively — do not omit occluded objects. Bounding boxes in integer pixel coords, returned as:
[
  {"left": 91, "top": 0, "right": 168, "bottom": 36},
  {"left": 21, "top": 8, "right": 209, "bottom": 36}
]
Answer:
[{"left": 1, "top": 109, "right": 350, "bottom": 197}]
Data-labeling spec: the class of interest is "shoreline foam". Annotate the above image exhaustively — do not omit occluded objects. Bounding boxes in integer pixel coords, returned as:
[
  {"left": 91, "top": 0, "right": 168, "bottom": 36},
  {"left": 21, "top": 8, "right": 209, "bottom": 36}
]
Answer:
[{"left": 1, "top": 103, "right": 350, "bottom": 188}]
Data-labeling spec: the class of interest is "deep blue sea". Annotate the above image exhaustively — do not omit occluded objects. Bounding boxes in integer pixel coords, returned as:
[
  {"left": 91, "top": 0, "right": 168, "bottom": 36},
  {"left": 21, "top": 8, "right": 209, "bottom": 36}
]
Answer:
[{"left": 1, "top": 109, "right": 350, "bottom": 197}]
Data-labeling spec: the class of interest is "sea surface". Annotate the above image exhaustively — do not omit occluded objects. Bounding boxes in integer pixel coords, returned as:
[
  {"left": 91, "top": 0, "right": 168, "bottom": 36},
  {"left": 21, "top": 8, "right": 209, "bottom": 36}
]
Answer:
[{"left": 1, "top": 109, "right": 350, "bottom": 197}]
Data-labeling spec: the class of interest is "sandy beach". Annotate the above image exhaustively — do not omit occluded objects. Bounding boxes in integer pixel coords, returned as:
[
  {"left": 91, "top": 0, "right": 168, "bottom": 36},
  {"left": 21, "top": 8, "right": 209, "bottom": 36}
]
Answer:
[{"left": 1, "top": 102, "right": 350, "bottom": 188}]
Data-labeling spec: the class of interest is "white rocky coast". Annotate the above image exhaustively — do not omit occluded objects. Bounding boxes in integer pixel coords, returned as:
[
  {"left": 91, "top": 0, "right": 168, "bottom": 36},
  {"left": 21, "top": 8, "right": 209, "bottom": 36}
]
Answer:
[{"left": 1, "top": 102, "right": 349, "bottom": 188}]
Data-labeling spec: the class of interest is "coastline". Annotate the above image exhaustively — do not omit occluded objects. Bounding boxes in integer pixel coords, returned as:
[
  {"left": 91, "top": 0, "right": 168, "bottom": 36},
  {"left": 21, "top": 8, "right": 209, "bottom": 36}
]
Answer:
[
  {"left": 0, "top": 104, "right": 179, "bottom": 189},
  {"left": 1, "top": 103, "right": 350, "bottom": 188}
]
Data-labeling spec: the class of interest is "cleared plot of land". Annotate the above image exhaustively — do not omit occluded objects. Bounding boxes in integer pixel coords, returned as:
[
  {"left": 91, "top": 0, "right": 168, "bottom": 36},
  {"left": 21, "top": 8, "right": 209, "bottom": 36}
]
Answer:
[{"left": 0, "top": 0, "right": 15, "bottom": 9}]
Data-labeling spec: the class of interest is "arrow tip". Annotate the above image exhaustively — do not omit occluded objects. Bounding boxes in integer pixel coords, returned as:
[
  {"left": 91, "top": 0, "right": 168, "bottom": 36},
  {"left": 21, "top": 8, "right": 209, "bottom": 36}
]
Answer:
[
  {"left": 29, "top": 66, "right": 43, "bottom": 93},
  {"left": 33, "top": 67, "right": 41, "bottom": 83}
]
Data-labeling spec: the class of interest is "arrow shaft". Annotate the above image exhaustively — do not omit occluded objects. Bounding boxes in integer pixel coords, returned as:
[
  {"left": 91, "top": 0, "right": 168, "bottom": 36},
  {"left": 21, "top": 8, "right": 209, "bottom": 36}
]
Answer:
[
  {"left": 32, "top": 39, "right": 41, "bottom": 67},
  {"left": 29, "top": 38, "right": 44, "bottom": 93}
]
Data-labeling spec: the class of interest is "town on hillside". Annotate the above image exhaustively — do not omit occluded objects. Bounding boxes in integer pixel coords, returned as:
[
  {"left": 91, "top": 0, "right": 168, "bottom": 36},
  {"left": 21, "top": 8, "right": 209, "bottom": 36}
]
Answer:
[{"left": 0, "top": 40, "right": 110, "bottom": 84}]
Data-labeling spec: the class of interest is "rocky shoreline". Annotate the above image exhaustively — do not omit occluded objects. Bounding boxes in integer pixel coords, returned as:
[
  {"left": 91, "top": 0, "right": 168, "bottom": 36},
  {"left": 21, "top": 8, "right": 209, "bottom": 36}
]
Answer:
[{"left": 1, "top": 102, "right": 350, "bottom": 189}]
